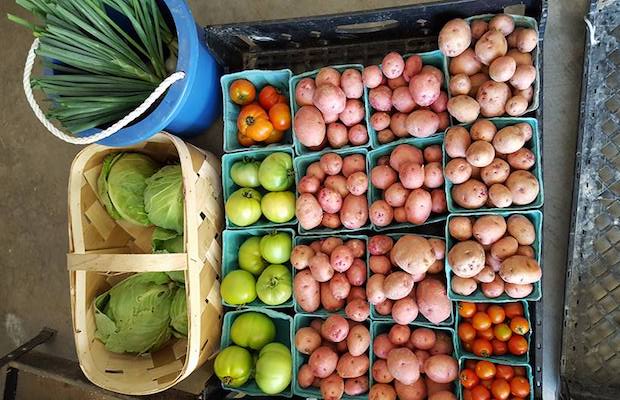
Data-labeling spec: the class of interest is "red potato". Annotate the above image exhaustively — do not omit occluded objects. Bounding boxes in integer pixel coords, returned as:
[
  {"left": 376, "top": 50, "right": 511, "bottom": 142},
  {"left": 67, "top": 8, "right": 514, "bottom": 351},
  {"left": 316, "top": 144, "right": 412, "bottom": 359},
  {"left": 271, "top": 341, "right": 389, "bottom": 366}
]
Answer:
[
  {"left": 489, "top": 14, "right": 515, "bottom": 36},
  {"left": 481, "top": 274, "right": 505, "bottom": 298},
  {"left": 347, "top": 286, "right": 366, "bottom": 302},
  {"left": 507, "top": 49, "right": 533, "bottom": 66},
  {"left": 390, "top": 144, "right": 424, "bottom": 170},
  {"left": 491, "top": 236, "right": 519, "bottom": 260},
  {"left": 388, "top": 324, "right": 411, "bottom": 345},
  {"left": 346, "top": 172, "right": 368, "bottom": 196},
  {"left": 471, "top": 19, "right": 489, "bottom": 40},
  {"left": 371, "top": 112, "right": 391, "bottom": 131},
  {"left": 426, "top": 379, "right": 453, "bottom": 396},
  {"left": 329, "top": 273, "right": 351, "bottom": 300},
  {"left": 383, "top": 271, "right": 415, "bottom": 300},
  {"left": 449, "top": 216, "right": 473, "bottom": 240},
  {"left": 452, "top": 179, "right": 489, "bottom": 209},
  {"left": 369, "top": 200, "right": 394, "bottom": 227},
  {"left": 297, "top": 193, "right": 324, "bottom": 230},
  {"left": 378, "top": 129, "right": 396, "bottom": 144},
  {"left": 296, "top": 78, "right": 316, "bottom": 106},
  {"left": 406, "top": 110, "right": 440, "bottom": 138},
  {"left": 375, "top": 298, "right": 394, "bottom": 315},
  {"left": 431, "top": 91, "right": 448, "bottom": 113},
  {"left": 373, "top": 333, "right": 396, "bottom": 359},
  {"left": 313, "top": 83, "right": 346, "bottom": 115},
  {"left": 342, "top": 154, "right": 366, "bottom": 177},
  {"left": 310, "top": 252, "right": 335, "bottom": 282},
  {"left": 517, "top": 28, "right": 538, "bottom": 52},
  {"left": 341, "top": 68, "right": 364, "bottom": 99},
  {"left": 480, "top": 158, "right": 511, "bottom": 185},
  {"left": 510, "top": 64, "right": 536, "bottom": 90},
  {"left": 368, "top": 235, "right": 394, "bottom": 255},
  {"left": 505, "top": 282, "right": 534, "bottom": 298},
  {"left": 390, "top": 112, "right": 409, "bottom": 137},
  {"left": 310, "top": 241, "right": 323, "bottom": 254},
  {"left": 348, "top": 124, "right": 368, "bottom": 145},
  {"left": 486, "top": 251, "right": 503, "bottom": 272},
  {"left": 449, "top": 48, "right": 482, "bottom": 76},
  {"left": 399, "top": 162, "right": 425, "bottom": 190},
  {"left": 384, "top": 183, "right": 410, "bottom": 207},
  {"left": 515, "top": 122, "right": 533, "bottom": 141},
  {"left": 410, "top": 328, "right": 436, "bottom": 350},
  {"left": 316, "top": 67, "right": 341, "bottom": 86},
  {"left": 340, "top": 194, "right": 369, "bottom": 229},
  {"left": 363, "top": 65, "right": 384, "bottom": 89},
  {"left": 387, "top": 347, "right": 420, "bottom": 385},
  {"left": 322, "top": 176, "right": 347, "bottom": 196},
  {"left": 488, "top": 183, "right": 513, "bottom": 208},
  {"left": 371, "top": 165, "right": 398, "bottom": 190},
  {"left": 320, "top": 373, "right": 344, "bottom": 400},
  {"left": 471, "top": 119, "right": 497, "bottom": 141},
  {"left": 449, "top": 74, "right": 472, "bottom": 96},
  {"left": 472, "top": 214, "right": 507, "bottom": 245},
  {"left": 298, "top": 175, "right": 321, "bottom": 194},
  {"left": 292, "top": 245, "right": 315, "bottom": 270},
  {"left": 474, "top": 265, "right": 495, "bottom": 283},
  {"left": 438, "top": 18, "right": 472, "bottom": 57},
  {"left": 369, "top": 85, "right": 393, "bottom": 112},
  {"left": 296, "top": 327, "right": 322, "bottom": 354},
  {"left": 298, "top": 364, "right": 315, "bottom": 388},
  {"left": 345, "top": 376, "right": 369, "bottom": 396},
  {"left": 405, "top": 189, "right": 432, "bottom": 225},
  {"left": 331, "top": 245, "right": 354, "bottom": 272},
  {"left": 366, "top": 273, "right": 387, "bottom": 305},
  {"left": 421, "top": 66, "right": 444, "bottom": 85},
  {"left": 429, "top": 391, "right": 457, "bottom": 400},
  {"left": 445, "top": 158, "right": 472, "bottom": 184},
  {"left": 310, "top": 318, "right": 323, "bottom": 332},
  {"left": 322, "top": 237, "right": 344, "bottom": 254},
  {"left": 322, "top": 213, "right": 342, "bottom": 228},
  {"left": 445, "top": 126, "right": 471, "bottom": 158},
  {"left": 369, "top": 255, "right": 391, "bottom": 274},
  {"left": 436, "top": 112, "right": 448, "bottom": 133},
  {"left": 424, "top": 355, "right": 458, "bottom": 384},
  {"left": 427, "top": 260, "right": 444, "bottom": 275},
  {"left": 416, "top": 278, "right": 451, "bottom": 324},
  {"left": 323, "top": 112, "right": 339, "bottom": 124},
  {"left": 294, "top": 105, "right": 326, "bottom": 147},
  {"left": 451, "top": 276, "right": 477, "bottom": 295},
  {"left": 424, "top": 162, "right": 444, "bottom": 189},
  {"left": 369, "top": 383, "right": 397, "bottom": 400},
  {"left": 447, "top": 95, "right": 480, "bottom": 123},
  {"left": 346, "top": 258, "right": 367, "bottom": 286},
  {"left": 388, "top": 75, "right": 407, "bottom": 89},
  {"left": 392, "top": 86, "right": 416, "bottom": 113},
  {"left": 372, "top": 359, "right": 394, "bottom": 383},
  {"left": 326, "top": 122, "right": 349, "bottom": 148},
  {"left": 431, "top": 188, "right": 446, "bottom": 212},
  {"left": 395, "top": 374, "right": 427, "bottom": 400},
  {"left": 424, "top": 145, "right": 443, "bottom": 163},
  {"left": 477, "top": 80, "right": 511, "bottom": 117},
  {"left": 337, "top": 352, "right": 370, "bottom": 379},
  {"left": 339, "top": 99, "right": 366, "bottom": 127},
  {"left": 468, "top": 72, "right": 490, "bottom": 97},
  {"left": 382, "top": 51, "right": 405, "bottom": 79},
  {"left": 466, "top": 140, "right": 496, "bottom": 168},
  {"left": 429, "top": 332, "right": 453, "bottom": 355},
  {"left": 508, "top": 147, "right": 535, "bottom": 170},
  {"left": 505, "top": 95, "right": 529, "bottom": 116},
  {"left": 309, "top": 345, "right": 338, "bottom": 378},
  {"left": 347, "top": 324, "right": 370, "bottom": 357},
  {"left": 345, "top": 239, "right": 364, "bottom": 257},
  {"left": 321, "top": 315, "right": 349, "bottom": 343},
  {"left": 391, "top": 297, "right": 419, "bottom": 324},
  {"left": 409, "top": 73, "right": 441, "bottom": 107},
  {"left": 475, "top": 30, "right": 508, "bottom": 65},
  {"left": 307, "top": 161, "right": 326, "bottom": 181},
  {"left": 489, "top": 56, "right": 517, "bottom": 82},
  {"left": 403, "top": 55, "right": 423, "bottom": 81},
  {"left": 390, "top": 235, "right": 436, "bottom": 275},
  {"left": 505, "top": 170, "right": 540, "bottom": 205},
  {"left": 318, "top": 187, "right": 343, "bottom": 214},
  {"left": 320, "top": 152, "right": 344, "bottom": 176}
]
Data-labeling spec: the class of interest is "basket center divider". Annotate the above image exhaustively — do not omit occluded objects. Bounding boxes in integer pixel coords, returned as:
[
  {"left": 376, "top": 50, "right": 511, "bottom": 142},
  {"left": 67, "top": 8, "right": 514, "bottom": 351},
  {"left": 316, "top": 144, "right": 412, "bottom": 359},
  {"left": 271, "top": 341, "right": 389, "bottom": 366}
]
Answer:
[{"left": 67, "top": 253, "right": 188, "bottom": 272}]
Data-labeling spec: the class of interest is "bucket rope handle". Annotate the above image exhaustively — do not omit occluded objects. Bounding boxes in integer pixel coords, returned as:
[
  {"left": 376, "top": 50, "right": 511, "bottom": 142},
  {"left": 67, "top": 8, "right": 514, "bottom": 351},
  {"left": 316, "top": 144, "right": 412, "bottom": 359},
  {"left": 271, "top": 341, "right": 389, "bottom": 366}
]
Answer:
[{"left": 23, "top": 38, "right": 186, "bottom": 145}]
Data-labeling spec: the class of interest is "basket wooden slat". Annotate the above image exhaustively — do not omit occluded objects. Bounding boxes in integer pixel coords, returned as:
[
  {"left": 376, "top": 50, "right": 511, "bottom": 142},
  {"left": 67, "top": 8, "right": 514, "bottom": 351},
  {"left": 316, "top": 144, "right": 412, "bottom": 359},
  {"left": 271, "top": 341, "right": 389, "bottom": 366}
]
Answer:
[{"left": 68, "top": 132, "right": 224, "bottom": 395}]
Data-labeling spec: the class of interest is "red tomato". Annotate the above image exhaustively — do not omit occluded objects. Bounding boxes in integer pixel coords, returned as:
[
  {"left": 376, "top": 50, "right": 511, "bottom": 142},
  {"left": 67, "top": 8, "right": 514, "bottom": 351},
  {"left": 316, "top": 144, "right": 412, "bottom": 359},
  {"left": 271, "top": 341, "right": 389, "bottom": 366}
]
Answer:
[
  {"left": 507, "top": 335, "right": 528, "bottom": 356},
  {"left": 493, "top": 323, "right": 513, "bottom": 342},
  {"left": 510, "top": 317, "right": 530, "bottom": 335},
  {"left": 510, "top": 376, "right": 530, "bottom": 397},
  {"left": 471, "top": 384, "right": 491, "bottom": 400},
  {"left": 476, "top": 303, "right": 489, "bottom": 312},
  {"left": 504, "top": 302, "right": 524, "bottom": 319},
  {"left": 477, "top": 328, "right": 495, "bottom": 341},
  {"left": 496, "top": 365, "right": 515, "bottom": 381},
  {"left": 264, "top": 129, "right": 285, "bottom": 144},
  {"left": 461, "top": 369, "right": 480, "bottom": 389},
  {"left": 473, "top": 338, "right": 493, "bottom": 357},
  {"left": 475, "top": 360, "right": 497, "bottom": 380},
  {"left": 463, "top": 389, "right": 473, "bottom": 400},
  {"left": 258, "top": 85, "right": 286, "bottom": 110},
  {"left": 229, "top": 79, "right": 256, "bottom": 105},
  {"left": 459, "top": 302, "right": 477, "bottom": 318},
  {"left": 459, "top": 322, "right": 477, "bottom": 342},
  {"left": 473, "top": 312, "right": 492, "bottom": 331},
  {"left": 268, "top": 103, "right": 291, "bottom": 131},
  {"left": 487, "top": 305, "right": 506, "bottom": 324},
  {"left": 237, "top": 130, "right": 256, "bottom": 147},
  {"left": 513, "top": 367, "right": 526, "bottom": 377},
  {"left": 492, "top": 339, "right": 508, "bottom": 355},
  {"left": 491, "top": 378, "right": 511, "bottom": 400}
]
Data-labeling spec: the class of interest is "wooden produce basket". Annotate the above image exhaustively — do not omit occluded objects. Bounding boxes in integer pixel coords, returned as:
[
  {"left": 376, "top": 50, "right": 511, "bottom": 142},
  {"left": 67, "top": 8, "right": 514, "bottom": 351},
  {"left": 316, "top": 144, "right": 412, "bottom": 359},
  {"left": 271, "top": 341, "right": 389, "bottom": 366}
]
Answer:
[{"left": 67, "top": 132, "right": 224, "bottom": 395}]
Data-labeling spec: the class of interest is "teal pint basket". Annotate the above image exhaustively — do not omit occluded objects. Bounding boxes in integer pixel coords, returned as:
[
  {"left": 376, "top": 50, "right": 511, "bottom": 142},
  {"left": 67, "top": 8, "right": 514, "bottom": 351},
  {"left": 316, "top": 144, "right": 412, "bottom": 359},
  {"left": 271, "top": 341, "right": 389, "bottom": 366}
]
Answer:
[
  {"left": 289, "top": 64, "right": 371, "bottom": 155},
  {"left": 221, "top": 308, "right": 293, "bottom": 397},
  {"left": 458, "top": 356, "right": 534, "bottom": 400},
  {"left": 454, "top": 300, "right": 532, "bottom": 364},
  {"left": 294, "top": 147, "right": 370, "bottom": 234},
  {"left": 292, "top": 314, "right": 370, "bottom": 400},
  {"left": 367, "top": 50, "right": 451, "bottom": 149},
  {"left": 221, "top": 69, "right": 293, "bottom": 153},
  {"left": 446, "top": 210, "right": 543, "bottom": 302},
  {"left": 367, "top": 135, "right": 447, "bottom": 232},
  {"left": 370, "top": 320, "right": 461, "bottom": 397},
  {"left": 221, "top": 228, "right": 295, "bottom": 309},
  {"left": 368, "top": 233, "right": 454, "bottom": 327},
  {"left": 222, "top": 147, "right": 297, "bottom": 229},
  {"left": 443, "top": 118, "right": 544, "bottom": 213},
  {"left": 292, "top": 235, "right": 368, "bottom": 315}
]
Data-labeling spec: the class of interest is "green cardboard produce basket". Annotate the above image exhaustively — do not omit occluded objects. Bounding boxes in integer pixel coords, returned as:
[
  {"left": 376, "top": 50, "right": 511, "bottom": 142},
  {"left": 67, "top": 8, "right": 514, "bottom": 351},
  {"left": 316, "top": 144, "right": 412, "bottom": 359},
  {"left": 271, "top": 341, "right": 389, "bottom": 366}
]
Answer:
[
  {"left": 454, "top": 300, "right": 532, "bottom": 364},
  {"left": 292, "top": 235, "right": 368, "bottom": 315},
  {"left": 289, "top": 64, "right": 371, "bottom": 155},
  {"left": 445, "top": 210, "right": 543, "bottom": 302},
  {"left": 221, "top": 69, "right": 294, "bottom": 153},
  {"left": 367, "top": 135, "right": 447, "bottom": 232},
  {"left": 443, "top": 118, "right": 544, "bottom": 213},
  {"left": 221, "top": 228, "right": 295, "bottom": 308},
  {"left": 221, "top": 308, "right": 294, "bottom": 397},
  {"left": 294, "top": 147, "right": 370, "bottom": 234},
  {"left": 292, "top": 314, "right": 370, "bottom": 400},
  {"left": 458, "top": 356, "right": 534, "bottom": 400},
  {"left": 367, "top": 49, "right": 450, "bottom": 149},
  {"left": 222, "top": 147, "right": 297, "bottom": 229},
  {"left": 368, "top": 233, "right": 454, "bottom": 327}
]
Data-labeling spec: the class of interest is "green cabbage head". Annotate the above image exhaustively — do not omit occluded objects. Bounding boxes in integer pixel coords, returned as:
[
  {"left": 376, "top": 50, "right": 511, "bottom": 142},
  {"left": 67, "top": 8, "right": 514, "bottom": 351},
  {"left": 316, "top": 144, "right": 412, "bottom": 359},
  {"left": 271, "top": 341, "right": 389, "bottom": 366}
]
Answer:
[
  {"left": 170, "top": 287, "right": 188, "bottom": 337},
  {"left": 94, "top": 272, "right": 175, "bottom": 354},
  {"left": 144, "top": 164, "right": 184, "bottom": 234},
  {"left": 98, "top": 152, "right": 159, "bottom": 226}
]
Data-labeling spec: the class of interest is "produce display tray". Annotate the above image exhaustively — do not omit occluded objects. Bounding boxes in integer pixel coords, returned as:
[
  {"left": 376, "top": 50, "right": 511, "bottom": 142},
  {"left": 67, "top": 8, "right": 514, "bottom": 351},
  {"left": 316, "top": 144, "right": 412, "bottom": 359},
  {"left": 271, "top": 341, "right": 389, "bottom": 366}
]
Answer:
[{"left": 561, "top": 0, "right": 620, "bottom": 398}]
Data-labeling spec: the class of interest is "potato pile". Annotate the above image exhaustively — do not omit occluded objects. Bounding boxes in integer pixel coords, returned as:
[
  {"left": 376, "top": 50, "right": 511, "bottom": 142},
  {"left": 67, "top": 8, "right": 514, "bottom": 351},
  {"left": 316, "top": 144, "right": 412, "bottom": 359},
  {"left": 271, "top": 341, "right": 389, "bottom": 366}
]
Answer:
[
  {"left": 363, "top": 52, "right": 449, "bottom": 144},
  {"left": 447, "top": 214, "right": 541, "bottom": 299},
  {"left": 367, "top": 235, "right": 451, "bottom": 325},
  {"left": 293, "top": 238, "right": 370, "bottom": 321},
  {"left": 438, "top": 15, "right": 538, "bottom": 121},
  {"left": 295, "top": 316, "right": 370, "bottom": 398},
  {"left": 370, "top": 143, "right": 446, "bottom": 227},
  {"left": 293, "top": 67, "right": 369, "bottom": 150},
  {"left": 370, "top": 326, "right": 458, "bottom": 400},
  {"left": 444, "top": 120, "right": 540, "bottom": 209},
  {"left": 296, "top": 152, "right": 369, "bottom": 230}
]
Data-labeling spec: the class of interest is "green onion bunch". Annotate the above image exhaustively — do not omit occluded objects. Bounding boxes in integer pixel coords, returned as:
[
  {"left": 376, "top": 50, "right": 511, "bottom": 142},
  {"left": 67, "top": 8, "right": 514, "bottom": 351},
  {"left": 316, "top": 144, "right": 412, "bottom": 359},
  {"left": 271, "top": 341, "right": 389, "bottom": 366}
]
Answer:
[{"left": 9, "top": 0, "right": 178, "bottom": 133}]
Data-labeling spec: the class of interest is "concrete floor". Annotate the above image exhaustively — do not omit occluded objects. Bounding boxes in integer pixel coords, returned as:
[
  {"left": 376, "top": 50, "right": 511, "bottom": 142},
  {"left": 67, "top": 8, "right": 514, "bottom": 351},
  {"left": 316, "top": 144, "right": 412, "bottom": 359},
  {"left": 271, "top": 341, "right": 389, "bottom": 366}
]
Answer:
[{"left": 0, "top": 0, "right": 587, "bottom": 399}]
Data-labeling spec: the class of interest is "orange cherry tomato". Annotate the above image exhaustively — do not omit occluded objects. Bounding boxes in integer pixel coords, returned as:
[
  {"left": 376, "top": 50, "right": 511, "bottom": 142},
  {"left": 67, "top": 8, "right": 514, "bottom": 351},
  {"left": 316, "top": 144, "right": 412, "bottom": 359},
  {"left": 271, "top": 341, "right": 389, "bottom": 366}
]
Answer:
[
  {"left": 471, "top": 384, "right": 491, "bottom": 400},
  {"left": 465, "top": 360, "right": 478, "bottom": 371},
  {"left": 473, "top": 338, "right": 493, "bottom": 357},
  {"left": 461, "top": 369, "right": 480, "bottom": 389},
  {"left": 491, "top": 378, "right": 511, "bottom": 400},
  {"left": 492, "top": 339, "right": 508, "bottom": 355},
  {"left": 510, "top": 317, "right": 530, "bottom": 335},
  {"left": 258, "top": 85, "right": 286, "bottom": 110},
  {"left": 507, "top": 335, "right": 528, "bottom": 356},
  {"left": 476, "top": 303, "right": 489, "bottom": 312},
  {"left": 473, "top": 312, "right": 492, "bottom": 331},
  {"left": 504, "top": 302, "right": 524, "bottom": 319},
  {"left": 496, "top": 365, "right": 515, "bottom": 381},
  {"left": 229, "top": 79, "right": 256, "bottom": 105},
  {"left": 487, "top": 305, "right": 506, "bottom": 324},
  {"left": 510, "top": 376, "right": 530, "bottom": 397},
  {"left": 477, "top": 327, "right": 495, "bottom": 341},
  {"left": 480, "top": 379, "right": 492, "bottom": 389},
  {"left": 463, "top": 389, "right": 473, "bottom": 400},
  {"left": 493, "top": 323, "right": 513, "bottom": 342},
  {"left": 462, "top": 340, "right": 474, "bottom": 352},
  {"left": 459, "top": 302, "right": 477, "bottom": 318},
  {"left": 263, "top": 129, "right": 285, "bottom": 144},
  {"left": 513, "top": 367, "right": 526, "bottom": 377},
  {"left": 459, "top": 322, "right": 477, "bottom": 342},
  {"left": 268, "top": 103, "right": 291, "bottom": 131},
  {"left": 475, "top": 360, "right": 497, "bottom": 380},
  {"left": 237, "top": 130, "right": 256, "bottom": 147},
  {"left": 246, "top": 118, "right": 274, "bottom": 141},
  {"left": 237, "top": 104, "right": 268, "bottom": 134}
]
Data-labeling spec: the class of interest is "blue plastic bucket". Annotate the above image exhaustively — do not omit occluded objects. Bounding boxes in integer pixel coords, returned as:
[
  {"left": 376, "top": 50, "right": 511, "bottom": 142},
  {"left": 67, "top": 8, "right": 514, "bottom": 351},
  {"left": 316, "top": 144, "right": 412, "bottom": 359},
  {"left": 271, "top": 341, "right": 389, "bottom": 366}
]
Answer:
[{"left": 71, "top": 0, "right": 221, "bottom": 147}]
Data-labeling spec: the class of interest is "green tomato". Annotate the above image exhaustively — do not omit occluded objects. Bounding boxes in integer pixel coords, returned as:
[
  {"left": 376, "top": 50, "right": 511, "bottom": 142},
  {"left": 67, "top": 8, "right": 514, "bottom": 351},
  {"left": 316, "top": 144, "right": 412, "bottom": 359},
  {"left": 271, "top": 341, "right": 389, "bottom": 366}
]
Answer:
[
  {"left": 255, "top": 343, "right": 292, "bottom": 395},
  {"left": 214, "top": 345, "right": 253, "bottom": 388},
  {"left": 221, "top": 270, "right": 257, "bottom": 305},
  {"left": 256, "top": 264, "right": 292, "bottom": 306},
  {"left": 226, "top": 188, "right": 262, "bottom": 227},
  {"left": 259, "top": 342, "right": 290, "bottom": 359},
  {"left": 259, "top": 232, "right": 292, "bottom": 264},
  {"left": 258, "top": 153, "right": 294, "bottom": 191},
  {"left": 231, "top": 159, "right": 260, "bottom": 188},
  {"left": 238, "top": 236, "right": 268, "bottom": 276},
  {"left": 261, "top": 191, "right": 295, "bottom": 223},
  {"left": 230, "top": 311, "right": 276, "bottom": 350}
]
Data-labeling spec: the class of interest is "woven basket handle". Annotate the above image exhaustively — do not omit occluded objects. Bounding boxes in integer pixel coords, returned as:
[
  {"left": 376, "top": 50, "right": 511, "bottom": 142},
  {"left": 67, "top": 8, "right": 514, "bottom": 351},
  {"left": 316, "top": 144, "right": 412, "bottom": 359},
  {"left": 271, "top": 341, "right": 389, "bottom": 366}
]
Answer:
[{"left": 23, "top": 38, "right": 186, "bottom": 145}]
